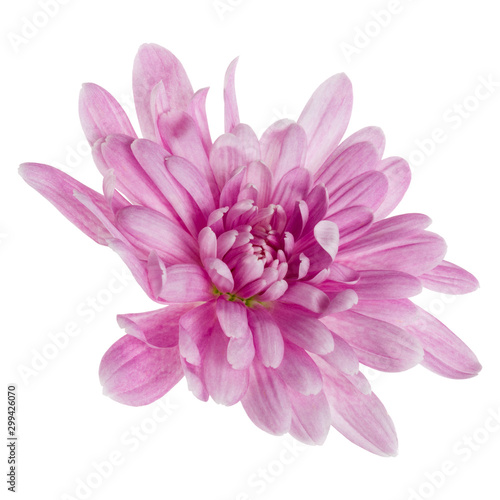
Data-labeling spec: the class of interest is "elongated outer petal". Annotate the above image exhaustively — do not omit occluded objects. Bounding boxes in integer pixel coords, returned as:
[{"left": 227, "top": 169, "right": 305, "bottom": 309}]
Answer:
[
  {"left": 328, "top": 171, "right": 388, "bottom": 216},
  {"left": 203, "top": 323, "right": 249, "bottom": 405},
  {"left": 247, "top": 306, "right": 284, "bottom": 368},
  {"left": 419, "top": 260, "right": 479, "bottom": 294},
  {"left": 289, "top": 391, "right": 331, "bottom": 445},
  {"left": 407, "top": 307, "right": 481, "bottom": 379},
  {"left": 19, "top": 163, "right": 114, "bottom": 245},
  {"left": 272, "top": 303, "right": 334, "bottom": 355},
  {"left": 224, "top": 57, "right": 240, "bottom": 133},
  {"left": 99, "top": 334, "right": 183, "bottom": 406},
  {"left": 323, "top": 310, "right": 424, "bottom": 372},
  {"left": 322, "top": 126, "right": 386, "bottom": 166},
  {"left": 79, "top": 83, "right": 137, "bottom": 146},
  {"left": 158, "top": 264, "right": 213, "bottom": 303},
  {"left": 373, "top": 157, "right": 411, "bottom": 221},
  {"left": 320, "top": 270, "right": 422, "bottom": 300},
  {"left": 315, "top": 142, "right": 379, "bottom": 196},
  {"left": 337, "top": 214, "right": 446, "bottom": 276},
  {"left": 328, "top": 206, "right": 373, "bottom": 246},
  {"left": 133, "top": 44, "right": 193, "bottom": 140},
  {"left": 298, "top": 73, "right": 353, "bottom": 173},
  {"left": 241, "top": 360, "right": 292, "bottom": 435},
  {"left": 260, "top": 120, "right": 307, "bottom": 184},
  {"left": 117, "top": 304, "right": 195, "bottom": 348},
  {"left": 351, "top": 298, "right": 418, "bottom": 327},
  {"left": 321, "top": 364, "right": 398, "bottom": 457},
  {"left": 276, "top": 342, "right": 323, "bottom": 395},
  {"left": 116, "top": 206, "right": 199, "bottom": 265}
]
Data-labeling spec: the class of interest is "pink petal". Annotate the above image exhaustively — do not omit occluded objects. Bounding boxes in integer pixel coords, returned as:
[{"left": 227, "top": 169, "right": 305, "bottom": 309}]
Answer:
[
  {"left": 328, "top": 171, "right": 388, "bottom": 215},
  {"left": 323, "top": 126, "right": 386, "bottom": 165},
  {"left": 272, "top": 167, "right": 312, "bottom": 217},
  {"left": 133, "top": 44, "right": 193, "bottom": 140},
  {"left": 298, "top": 73, "right": 353, "bottom": 173},
  {"left": 315, "top": 142, "right": 379, "bottom": 196},
  {"left": 19, "top": 163, "right": 114, "bottom": 245},
  {"left": 272, "top": 303, "right": 334, "bottom": 354},
  {"left": 419, "top": 260, "right": 479, "bottom": 294},
  {"left": 351, "top": 298, "right": 418, "bottom": 327},
  {"left": 116, "top": 206, "right": 199, "bottom": 265},
  {"left": 94, "top": 135, "right": 177, "bottom": 220},
  {"left": 242, "top": 161, "right": 273, "bottom": 208},
  {"left": 216, "top": 299, "right": 250, "bottom": 339},
  {"left": 227, "top": 331, "right": 255, "bottom": 370},
  {"left": 407, "top": 307, "right": 481, "bottom": 379},
  {"left": 99, "top": 334, "right": 183, "bottom": 406},
  {"left": 322, "top": 366, "right": 398, "bottom": 456},
  {"left": 321, "top": 270, "right": 422, "bottom": 300},
  {"left": 157, "top": 264, "right": 213, "bottom": 303},
  {"left": 260, "top": 119, "right": 307, "bottom": 184},
  {"left": 327, "top": 206, "right": 373, "bottom": 246},
  {"left": 233, "top": 254, "right": 265, "bottom": 291},
  {"left": 117, "top": 304, "right": 195, "bottom": 348},
  {"left": 224, "top": 57, "right": 240, "bottom": 133},
  {"left": 198, "top": 226, "right": 217, "bottom": 265},
  {"left": 247, "top": 306, "right": 284, "bottom": 368},
  {"left": 241, "top": 360, "right": 292, "bottom": 435},
  {"left": 258, "top": 280, "right": 288, "bottom": 301},
  {"left": 318, "top": 333, "right": 359, "bottom": 375},
  {"left": 205, "top": 258, "right": 234, "bottom": 293},
  {"left": 302, "top": 184, "right": 328, "bottom": 235},
  {"left": 187, "top": 87, "right": 212, "bottom": 154},
  {"left": 178, "top": 302, "right": 216, "bottom": 366},
  {"left": 203, "top": 323, "right": 249, "bottom": 405},
  {"left": 276, "top": 342, "right": 323, "bottom": 395},
  {"left": 289, "top": 391, "right": 331, "bottom": 445},
  {"left": 210, "top": 124, "right": 260, "bottom": 190},
  {"left": 373, "top": 157, "right": 411, "bottom": 221},
  {"left": 79, "top": 83, "right": 136, "bottom": 146},
  {"left": 157, "top": 111, "right": 211, "bottom": 175},
  {"left": 280, "top": 282, "right": 330, "bottom": 314},
  {"left": 322, "top": 310, "right": 423, "bottom": 372}
]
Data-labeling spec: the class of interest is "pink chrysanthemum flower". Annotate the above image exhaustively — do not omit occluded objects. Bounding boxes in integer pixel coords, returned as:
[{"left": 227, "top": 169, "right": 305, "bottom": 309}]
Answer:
[{"left": 20, "top": 44, "right": 481, "bottom": 456}]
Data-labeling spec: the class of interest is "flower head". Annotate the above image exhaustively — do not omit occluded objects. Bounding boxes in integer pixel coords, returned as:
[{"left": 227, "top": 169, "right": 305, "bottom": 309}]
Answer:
[{"left": 20, "top": 44, "right": 481, "bottom": 456}]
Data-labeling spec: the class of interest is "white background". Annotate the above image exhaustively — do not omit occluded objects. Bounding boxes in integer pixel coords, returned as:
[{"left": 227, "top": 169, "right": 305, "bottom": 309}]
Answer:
[{"left": 2, "top": 1, "right": 499, "bottom": 499}]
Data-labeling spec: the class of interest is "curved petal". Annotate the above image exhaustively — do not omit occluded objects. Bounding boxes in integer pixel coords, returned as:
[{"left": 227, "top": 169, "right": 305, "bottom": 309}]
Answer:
[
  {"left": 117, "top": 304, "right": 195, "bottom": 348},
  {"left": 19, "top": 163, "right": 114, "bottom": 245},
  {"left": 407, "top": 307, "right": 481, "bottom": 379},
  {"left": 79, "top": 83, "right": 136, "bottom": 146},
  {"left": 298, "top": 73, "right": 353, "bottom": 173},
  {"left": 133, "top": 43, "right": 193, "bottom": 140},
  {"left": 247, "top": 306, "right": 284, "bottom": 368},
  {"left": 224, "top": 57, "right": 240, "bottom": 133},
  {"left": 419, "top": 260, "right": 479, "bottom": 295},
  {"left": 99, "top": 334, "right": 183, "bottom": 406},
  {"left": 241, "top": 360, "right": 291, "bottom": 435}
]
